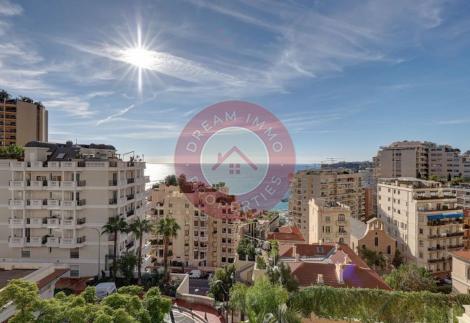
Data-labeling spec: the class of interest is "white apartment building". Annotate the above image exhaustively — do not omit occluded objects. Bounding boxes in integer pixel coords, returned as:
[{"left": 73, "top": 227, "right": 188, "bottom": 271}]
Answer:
[
  {"left": 148, "top": 183, "right": 243, "bottom": 270},
  {"left": 289, "top": 169, "right": 364, "bottom": 241},
  {"left": 2, "top": 141, "right": 148, "bottom": 277},
  {"left": 308, "top": 198, "right": 350, "bottom": 245},
  {"left": 378, "top": 178, "right": 463, "bottom": 273}
]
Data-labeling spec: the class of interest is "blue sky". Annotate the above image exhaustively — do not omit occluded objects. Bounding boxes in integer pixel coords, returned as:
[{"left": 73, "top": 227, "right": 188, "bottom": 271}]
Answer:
[{"left": 2, "top": 0, "right": 470, "bottom": 163}]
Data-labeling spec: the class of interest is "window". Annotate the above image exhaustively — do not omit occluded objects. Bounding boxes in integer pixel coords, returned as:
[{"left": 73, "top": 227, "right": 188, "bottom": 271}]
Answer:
[
  {"left": 374, "top": 237, "right": 379, "bottom": 246},
  {"left": 21, "top": 249, "right": 30, "bottom": 258},
  {"left": 70, "top": 265, "right": 80, "bottom": 277},
  {"left": 70, "top": 248, "right": 79, "bottom": 259},
  {"left": 387, "top": 245, "right": 391, "bottom": 255}
]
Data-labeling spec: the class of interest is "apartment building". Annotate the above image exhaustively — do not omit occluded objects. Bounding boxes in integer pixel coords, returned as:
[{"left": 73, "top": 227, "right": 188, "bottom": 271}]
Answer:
[
  {"left": 378, "top": 178, "right": 463, "bottom": 273},
  {"left": 288, "top": 169, "right": 364, "bottom": 242},
  {"left": 1, "top": 99, "right": 48, "bottom": 146},
  {"left": 308, "top": 198, "right": 350, "bottom": 245},
  {"left": 2, "top": 141, "right": 148, "bottom": 277},
  {"left": 375, "top": 141, "right": 461, "bottom": 180},
  {"left": 451, "top": 249, "right": 470, "bottom": 293},
  {"left": 148, "top": 183, "right": 243, "bottom": 270}
]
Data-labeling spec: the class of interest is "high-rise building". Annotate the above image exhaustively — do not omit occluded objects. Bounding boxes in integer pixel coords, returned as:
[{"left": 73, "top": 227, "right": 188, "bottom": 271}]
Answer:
[
  {"left": 2, "top": 141, "right": 148, "bottom": 277},
  {"left": 1, "top": 99, "right": 48, "bottom": 146},
  {"left": 288, "top": 169, "right": 365, "bottom": 242},
  {"left": 377, "top": 178, "right": 463, "bottom": 273},
  {"left": 307, "top": 198, "right": 350, "bottom": 245},
  {"left": 148, "top": 183, "right": 244, "bottom": 269},
  {"left": 374, "top": 141, "right": 461, "bottom": 180}
]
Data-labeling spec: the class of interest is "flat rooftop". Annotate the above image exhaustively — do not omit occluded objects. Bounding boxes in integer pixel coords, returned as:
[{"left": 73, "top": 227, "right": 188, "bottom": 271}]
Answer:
[{"left": 0, "top": 269, "right": 35, "bottom": 289}]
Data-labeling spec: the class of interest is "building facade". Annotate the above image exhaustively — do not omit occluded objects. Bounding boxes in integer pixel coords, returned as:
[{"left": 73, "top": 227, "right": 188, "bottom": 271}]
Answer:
[
  {"left": 350, "top": 217, "right": 397, "bottom": 259},
  {"left": 308, "top": 198, "right": 350, "bottom": 245},
  {"left": 2, "top": 141, "right": 148, "bottom": 277},
  {"left": 377, "top": 178, "right": 463, "bottom": 273},
  {"left": 289, "top": 169, "right": 365, "bottom": 242},
  {"left": 148, "top": 183, "right": 243, "bottom": 270},
  {"left": 1, "top": 99, "right": 48, "bottom": 146},
  {"left": 452, "top": 250, "right": 470, "bottom": 294}
]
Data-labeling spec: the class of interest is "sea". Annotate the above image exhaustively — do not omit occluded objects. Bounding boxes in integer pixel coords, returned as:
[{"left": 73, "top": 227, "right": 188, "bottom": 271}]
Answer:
[{"left": 145, "top": 163, "right": 320, "bottom": 212}]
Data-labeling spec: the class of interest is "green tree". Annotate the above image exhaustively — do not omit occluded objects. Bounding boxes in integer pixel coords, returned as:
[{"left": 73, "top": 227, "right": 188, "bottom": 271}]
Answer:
[
  {"left": 102, "top": 216, "right": 129, "bottom": 278},
  {"left": 155, "top": 217, "right": 180, "bottom": 282},
  {"left": 209, "top": 264, "right": 236, "bottom": 302},
  {"left": 164, "top": 175, "right": 177, "bottom": 186},
  {"left": 270, "top": 240, "right": 279, "bottom": 265},
  {"left": 385, "top": 264, "right": 437, "bottom": 292},
  {"left": 117, "top": 252, "right": 138, "bottom": 285},
  {"left": 0, "top": 145, "right": 24, "bottom": 159},
  {"left": 256, "top": 255, "right": 266, "bottom": 269},
  {"left": 230, "top": 283, "right": 248, "bottom": 320},
  {"left": 237, "top": 237, "right": 256, "bottom": 261},
  {"left": 358, "top": 246, "right": 386, "bottom": 270},
  {"left": 0, "top": 279, "right": 42, "bottom": 322},
  {"left": 0, "top": 89, "right": 10, "bottom": 101},
  {"left": 130, "top": 217, "right": 153, "bottom": 283},
  {"left": 266, "top": 262, "right": 299, "bottom": 293},
  {"left": 392, "top": 249, "right": 404, "bottom": 268}
]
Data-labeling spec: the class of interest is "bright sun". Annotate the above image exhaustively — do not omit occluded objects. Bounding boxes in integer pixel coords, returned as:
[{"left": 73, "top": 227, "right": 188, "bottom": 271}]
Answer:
[{"left": 121, "top": 47, "right": 155, "bottom": 69}]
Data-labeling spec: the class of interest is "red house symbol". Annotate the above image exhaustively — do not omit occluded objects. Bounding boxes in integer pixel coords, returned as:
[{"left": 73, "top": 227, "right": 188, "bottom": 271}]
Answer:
[{"left": 211, "top": 146, "right": 258, "bottom": 175}]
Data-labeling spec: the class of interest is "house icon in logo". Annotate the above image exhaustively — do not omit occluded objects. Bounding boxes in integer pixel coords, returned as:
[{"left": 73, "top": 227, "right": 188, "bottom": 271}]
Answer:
[{"left": 211, "top": 146, "right": 258, "bottom": 175}]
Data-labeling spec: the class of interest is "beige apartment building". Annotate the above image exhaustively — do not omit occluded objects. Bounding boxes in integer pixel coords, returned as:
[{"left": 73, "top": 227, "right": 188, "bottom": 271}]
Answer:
[
  {"left": 378, "top": 178, "right": 463, "bottom": 273},
  {"left": 1, "top": 141, "right": 148, "bottom": 277},
  {"left": 1, "top": 99, "right": 48, "bottom": 146},
  {"left": 148, "top": 183, "right": 243, "bottom": 270},
  {"left": 451, "top": 249, "right": 470, "bottom": 293},
  {"left": 375, "top": 141, "right": 462, "bottom": 180},
  {"left": 308, "top": 198, "right": 350, "bottom": 245},
  {"left": 288, "top": 169, "right": 364, "bottom": 242}
]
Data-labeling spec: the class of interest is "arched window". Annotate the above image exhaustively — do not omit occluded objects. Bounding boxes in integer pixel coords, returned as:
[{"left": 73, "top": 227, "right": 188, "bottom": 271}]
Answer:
[{"left": 374, "top": 237, "right": 379, "bottom": 247}]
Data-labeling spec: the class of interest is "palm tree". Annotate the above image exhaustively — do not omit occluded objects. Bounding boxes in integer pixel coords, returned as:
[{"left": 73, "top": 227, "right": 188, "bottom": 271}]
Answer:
[
  {"left": 102, "top": 216, "right": 128, "bottom": 278},
  {"left": 155, "top": 217, "right": 180, "bottom": 281},
  {"left": 130, "top": 217, "right": 153, "bottom": 284}
]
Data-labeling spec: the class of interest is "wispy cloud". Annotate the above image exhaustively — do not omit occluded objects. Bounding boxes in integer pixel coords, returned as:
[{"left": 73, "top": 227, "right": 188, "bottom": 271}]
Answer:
[
  {"left": 0, "top": 0, "right": 22, "bottom": 16},
  {"left": 96, "top": 104, "right": 136, "bottom": 125}
]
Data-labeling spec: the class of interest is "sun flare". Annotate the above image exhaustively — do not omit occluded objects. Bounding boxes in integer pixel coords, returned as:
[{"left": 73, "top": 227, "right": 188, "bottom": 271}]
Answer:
[{"left": 121, "top": 47, "right": 155, "bottom": 69}]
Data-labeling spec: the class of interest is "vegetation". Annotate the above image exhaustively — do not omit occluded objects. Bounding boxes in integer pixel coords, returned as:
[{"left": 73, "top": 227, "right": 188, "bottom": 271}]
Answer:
[
  {"left": 102, "top": 216, "right": 129, "bottom": 278},
  {"left": 209, "top": 264, "right": 236, "bottom": 302},
  {"left": 0, "top": 279, "right": 172, "bottom": 323},
  {"left": 237, "top": 237, "right": 256, "bottom": 261},
  {"left": 269, "top": 240, "right": 279, "bottom": 266},
  {"left": 116, "top": 252, "right": 138, "bottom": 285},
  {"left": 358, "top": 246, "right": 386, "bottom": 271},
  {"left": 230, "top": 278, "right": 300, "bottom": 323},
  {"left": 154, "top": 217, "right": 180, "bottom": 282},
  {"left": 255, "top": 255, "right": 266, "bottom": 269},
  {"left": 0, "top": 145, "right": 24, "bottom": 159},
  {"left": 291, "top": 285, "right": 470, "bottom": 323},
  {"left": 266, "top": 262, "right": 299, "bottom": 293},
  {"left": 129, "top": 218, "right": 153, "bottom": 283},
  {"left": 163, "top": 175, "right": 177, "bottom": 186},
  {"left": 0, "top": 89, "right": 10, "bottom": 101},
  {"left": 392, "top": 249, "right": 404, "bottom": 268},
  {"left": 385, "top": 263, "right": 437, "bottom": 292}
]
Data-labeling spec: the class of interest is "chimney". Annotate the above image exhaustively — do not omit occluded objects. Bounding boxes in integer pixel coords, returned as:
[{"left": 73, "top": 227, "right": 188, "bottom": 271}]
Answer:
[
  {"left": 293, "top": 245, "right": 299, "bottom": 261},
  {"left": 317, "top": 274, "right": 324, "bottom": 285},
  {"left": 336, "top": 263, "right": 345, "bottom": 284}
]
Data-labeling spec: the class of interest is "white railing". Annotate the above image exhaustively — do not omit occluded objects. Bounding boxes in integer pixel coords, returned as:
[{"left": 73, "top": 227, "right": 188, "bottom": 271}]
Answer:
[
  {"left": 61, "top": 161, "right": 76, "bottom": 168},
  {"left": 85, "top": 161, "right": 108, "bottom": 168},
  {"left": 46, "top": 237, "right": 60, "bottom": 247},
  {"left": 29, "top": 181, "right": 43, "bottom": 188},
  {"left": 47, "top": 199, "right": 60, "bottom": 207},
  {"left": 9, "top": 181, "right": 24, "bottom": 188},
  {"left": 61, "top": 181, "right": 76, "bottom": 188},
  {"left": 199, "top": 236, "right": 209, "bottom": 242},
  {"left": 62, "top": 218, "right": 74, "bottom": 226},
  {"left": 28, "top": 218, "right": 43, "bottom": 227},
  {"left": 47, "top": 180, "right": 60, "bottom": 188},
  {"left": 61, "top": 238, "right": 74, "bottom": 246},
  {"left": 119, "top": 179, "right": 127, "bottom": 186},
  {"left": 9, "top": 218, "right": 24, "bottom": 226},
  {"left": 11, "top": 161, "right": 25, "bottom": 169},
  {"left": 29, "top": 161, "right": 43, "bottom": 168},
  {"left": 46, "top": 218, "right": 60, "bottom": 227},
  {"left": 27, "top": 237, "right": 42, "bottom": 247},
  {"left": 28, "top": 200, "right": 44, "bottom": 208},
  {"left": 9, "top": 237, "right": 24, "bottom": 247},
  {"left": 62, "top": 200, "right": 75, "bottom": 207},
  {"left": 9, "top": 200, "right": 25, "bottom": 208},
  {"left": 47, "top": 161, "right": 60, "bottom": 168}
]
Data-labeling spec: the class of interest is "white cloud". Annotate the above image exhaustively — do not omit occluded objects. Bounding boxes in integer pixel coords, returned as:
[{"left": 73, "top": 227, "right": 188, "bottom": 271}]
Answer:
[
  {"left": 42, "top": 98, "right": 94, "bottom": 117},
  {"left": 0, "top": 0, "right": 22, "bottom": 16}
]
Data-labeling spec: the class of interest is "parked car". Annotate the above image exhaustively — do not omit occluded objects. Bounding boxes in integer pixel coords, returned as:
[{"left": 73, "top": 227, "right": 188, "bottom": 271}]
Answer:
[
  {"left": 188, "top": 269, "right": 202, "bottom": 279},
  {"left": 95, "top": 282, "right": 117, "bottom": 299}
]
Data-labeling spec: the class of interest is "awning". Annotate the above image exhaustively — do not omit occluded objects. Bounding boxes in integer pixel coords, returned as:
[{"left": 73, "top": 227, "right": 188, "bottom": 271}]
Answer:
[{"left": 427, "top": 213, "right": 463, "bottom": 221}]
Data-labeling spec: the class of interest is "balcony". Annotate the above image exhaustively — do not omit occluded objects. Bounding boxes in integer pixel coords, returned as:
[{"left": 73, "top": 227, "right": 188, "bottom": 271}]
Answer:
[
  {"left": 109, "top": 198, "right": 117, "bottom": 205},
  {"left": 60, "top": 236, "right": 86, "bottom": 248},
  {"left": 9, "top": 237, "right": 24, "bottom": 247},
  {"left": 126, "top": 194, "right": 135, "bottom": 201},
  {"left": 11, "top": 161, "right": 25, "bottom": 170},
  {"left": 47, "top": 180, "right": 60, "bottom": 189},
  {"left": 26, "top": 236, "right": 43, "bottom": 247},
  {"left": 28, "top": 180, "right": 45, "bottom": 189},
  {"left": 199, "top": 236, "right": 209, "bottom": 242},
  {"left": 46, "top": 218, "right": 60, "bottom": 227},
  {"left": 61, "top": 181, "right": 76, "bottom": 189},
  {"left": 47, "top": 199, "right": 60, "bottom": 208},
  {"left": 27, "top": 199, "right": 45, "bottom": 209},
  {"left": 127, "top": 178, "right": 135, "bottom": 184},
  {"left": 46, "top": 237, "right": 60, "bottom": 247},
  {"left": 26, "top": 218, "right": 44, "bottom": 228},
  {"left": 9, "top": 180, "right": 24, "bottom": 189},
  {"left": 109, "top": 179, "right": 118, "bottom": 186},
  {"left": 126, "top": 209, "right": 135, "bottom": 217},
  {"left": 9, "top": 218, "right": 24, "bottom": 227},
  {"left": 9, "top": 199, "right": 25, "bottom": 209}
]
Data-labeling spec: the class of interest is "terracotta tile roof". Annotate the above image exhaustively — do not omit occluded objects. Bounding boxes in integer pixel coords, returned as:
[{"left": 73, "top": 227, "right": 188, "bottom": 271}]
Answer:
[
  {"left": 37, "top": 268, "right": 69, "bottom": 289},
  {"left": 282, "top": 243, "right": 390, "bottom": 290},
  {"left": 267, "top": 225, "right": 305, "bottom": 242},
  {"left": 452, "top": 249, "right": 470, "bottom": 262}
]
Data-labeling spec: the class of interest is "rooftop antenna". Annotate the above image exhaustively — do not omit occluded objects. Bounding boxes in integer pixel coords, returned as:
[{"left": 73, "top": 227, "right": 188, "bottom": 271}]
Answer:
[{"left": 122, "top": 151, "right": 135, "bottom": 161}]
